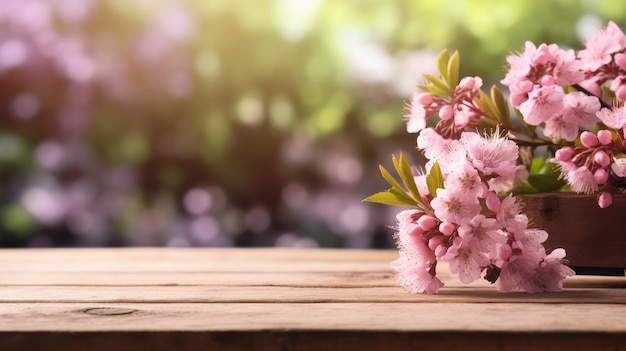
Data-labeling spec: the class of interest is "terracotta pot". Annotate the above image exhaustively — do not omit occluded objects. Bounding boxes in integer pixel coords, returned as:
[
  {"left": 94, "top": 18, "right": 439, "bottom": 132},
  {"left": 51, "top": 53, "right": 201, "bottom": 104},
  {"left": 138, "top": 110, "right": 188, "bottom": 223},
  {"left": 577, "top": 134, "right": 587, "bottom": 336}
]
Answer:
[{"left": 521, "top": 193, "right": 626, "bottom": 272}]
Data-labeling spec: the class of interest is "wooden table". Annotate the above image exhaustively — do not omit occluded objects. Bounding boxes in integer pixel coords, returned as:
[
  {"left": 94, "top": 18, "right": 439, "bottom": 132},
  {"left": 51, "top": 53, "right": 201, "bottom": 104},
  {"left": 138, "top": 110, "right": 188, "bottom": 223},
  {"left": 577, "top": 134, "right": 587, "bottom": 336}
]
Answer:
[{"left": 0, "top": 248, "right": 625, "bottom": 350}]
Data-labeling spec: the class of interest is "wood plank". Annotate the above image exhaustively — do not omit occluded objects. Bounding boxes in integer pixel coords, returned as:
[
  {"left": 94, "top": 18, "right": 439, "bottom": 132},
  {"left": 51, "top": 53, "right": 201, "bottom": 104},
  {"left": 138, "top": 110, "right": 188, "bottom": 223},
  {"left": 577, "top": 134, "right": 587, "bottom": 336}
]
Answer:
[
  {"left": 0, "top": 285, "right": 624, "bottom": 304},
  {"left": 0, "top": 248, "right": 397, "bottom": 263},
  {"left": 1, "top": 271, "right": 624, "bottom": 288},
  {"left": 0, "top": 271, "right": 397, "bottom": 287},
  {"left": 0, "top": 302, "right": 625, "bottom": 333},
  {"left": 1, "top": 270, "right": 624, "bottom": 287},
  {"left": 1, "top": 247, "right": 624, "bottom": 350}
]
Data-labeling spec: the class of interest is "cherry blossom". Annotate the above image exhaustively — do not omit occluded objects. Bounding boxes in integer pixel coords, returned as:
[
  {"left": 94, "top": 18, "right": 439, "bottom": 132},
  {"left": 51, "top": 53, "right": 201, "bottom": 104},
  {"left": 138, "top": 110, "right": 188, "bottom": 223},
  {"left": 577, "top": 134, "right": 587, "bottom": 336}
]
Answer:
[
  {"left": 597, "top": 106, "right": 626, "bottom": 135},
  {"left": 404, "top": 92, "right": 428, "bottom": 133},
  {"left": 390, "top": 253, "right": 444, "bottom": 294},
  {"left": 382, "top": 22, "right": 626, "bottom": 294},
  {"left": 578, "top": 21, "right": 626, "bottom": 71}
]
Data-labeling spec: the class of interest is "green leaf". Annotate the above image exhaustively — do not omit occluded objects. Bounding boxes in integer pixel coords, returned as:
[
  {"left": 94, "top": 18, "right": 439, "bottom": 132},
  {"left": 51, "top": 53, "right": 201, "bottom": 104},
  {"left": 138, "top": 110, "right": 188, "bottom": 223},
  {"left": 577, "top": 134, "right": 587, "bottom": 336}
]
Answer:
[
  {"left": 417, "top": 83, "right": 450, "bottom": 96},
  {"left": 422, "top": 73, "right": 452, "bottom": 96},
  {"left": 529, "top": 156, "right": 546, "bottom": 174},
  {"left": 362, "top": 191, "right": 417, "bottom": 207},
  {"left": 491, "top": 85, "right": 510, "bottom": 127},
  {"left": 426, "top": 161, "right": 444, "bottom": 198},
  {"left": 393, "top": 153, "right": 424, "bottom": 206},
  {"left": 379, "top": 164, "right": 404, "bottom": 191},
  {"left": 527, "top": 174, "right": 566, "bottom": 192},
  {"left": 389, "top": 187, "right": 418, "bottom": 206},
  {"left": 437, "top": 49, "right": 450, "bottom": 82},
  {"left": 512, "top": 182, "right": 540, "bottom": 195},
  {"left": 446, "top": 50, "right": 460, "bottom": 88},
  {"left": 477, "top": 89, "right": 498, "bottom": 119}
]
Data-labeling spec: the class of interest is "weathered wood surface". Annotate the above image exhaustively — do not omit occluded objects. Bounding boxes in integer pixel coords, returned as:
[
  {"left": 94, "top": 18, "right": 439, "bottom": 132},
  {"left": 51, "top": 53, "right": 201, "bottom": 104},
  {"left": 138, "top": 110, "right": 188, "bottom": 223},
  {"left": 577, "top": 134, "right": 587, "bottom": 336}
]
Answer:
[
  {"left": 522, "top": 193, "right": 626, "bottom": 268},
  {"left": 0, "top": 248, "right": 625, "bottom": 351}
]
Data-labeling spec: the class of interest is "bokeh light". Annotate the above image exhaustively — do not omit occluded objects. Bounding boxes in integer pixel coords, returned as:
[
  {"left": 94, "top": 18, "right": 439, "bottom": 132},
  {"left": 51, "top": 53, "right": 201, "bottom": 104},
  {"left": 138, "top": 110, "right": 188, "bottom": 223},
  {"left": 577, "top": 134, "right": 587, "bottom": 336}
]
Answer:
[{"left": 0, "top": 0, "right": 623, "bottom": 248}]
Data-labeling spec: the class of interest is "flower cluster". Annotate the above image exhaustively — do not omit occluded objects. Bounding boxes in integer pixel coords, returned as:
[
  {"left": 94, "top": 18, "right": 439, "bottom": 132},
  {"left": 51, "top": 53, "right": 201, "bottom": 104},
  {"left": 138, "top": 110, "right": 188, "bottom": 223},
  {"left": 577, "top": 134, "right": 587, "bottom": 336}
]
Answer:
[
  {"left": 403, "top": 21, "right": 626, "bottom": 208},
  {"left": 387, "top": 130, "right": 574, "bottom": 294},
  {"left": 368, "top": 21, "right": 626, "bottom": 293}
]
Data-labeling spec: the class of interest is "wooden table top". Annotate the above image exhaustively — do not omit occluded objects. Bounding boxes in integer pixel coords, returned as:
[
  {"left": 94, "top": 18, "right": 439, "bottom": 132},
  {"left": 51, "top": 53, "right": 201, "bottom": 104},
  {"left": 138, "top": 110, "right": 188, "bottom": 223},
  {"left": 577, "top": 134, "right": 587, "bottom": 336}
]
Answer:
[{"left": 0, "top": 248, "right": 625, "bottom": 350}]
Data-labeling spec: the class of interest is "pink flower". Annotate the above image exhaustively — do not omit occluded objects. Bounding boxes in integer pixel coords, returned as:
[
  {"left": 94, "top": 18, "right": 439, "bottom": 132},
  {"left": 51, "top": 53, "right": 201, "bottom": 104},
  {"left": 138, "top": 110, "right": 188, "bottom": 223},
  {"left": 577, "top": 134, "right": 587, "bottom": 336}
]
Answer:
[
  {"left": 578, "top": 21, "right": 626, "bottom": 71},
  {"left": 418, "top": 133, "right": 466, "bottom": 177},
  {"left": 460, "top": 131, "right": 519, "bottom": 182},
  {"left": 495, "top": 195, "right": 528, "bottom": 232},
  {"left": 501, "top": 41, "right": 548, "bottom": 87},
  {"left": 519, "top": 86, "right": 565, "bottom": 125},
  {"left": 567, "top": 166, "right": 599, "bottom": 194},
  {"left": 543, "top": 114, "right": 579, "bottom": 141},
  {"left": 561, "top": 91, "right": 601, "bottom": 127},
  {"left": 612, "top": 158, "right": 626, "bottom": 177},
  {"left": 496, "top": 251, "right": 543, "bottom": 293},
  {"left": 457, "top": 214, "right": 506, "bottom": 253},
  {"left": 444, "top": 161, "right": 486, "bottom": 199},
  {"left": 552, "top": 46, "right": 584, "bottom": 85},
  {"left": 417, "top": 128, "right": 464, "bottom": 162},
  {"left": 442, "top": 237, "right": 489, "bottom": 284},
  {"left": 390, "top": 253, "right": 444, "bottom": 294},
  {"left": 431, "top": 188, "right": 481, "bottom": 225},
  {"left": 403, "top": 92, "right": 428, "bottom": 133},
  {"left": 532, "top": 249, "right": 575, "bottom": 292},
  {"left": 394, "top": 209, "right": 430, "bottom": 257},
  {"left": 513, "top": 228, "right": 548, "bottom": 254}
]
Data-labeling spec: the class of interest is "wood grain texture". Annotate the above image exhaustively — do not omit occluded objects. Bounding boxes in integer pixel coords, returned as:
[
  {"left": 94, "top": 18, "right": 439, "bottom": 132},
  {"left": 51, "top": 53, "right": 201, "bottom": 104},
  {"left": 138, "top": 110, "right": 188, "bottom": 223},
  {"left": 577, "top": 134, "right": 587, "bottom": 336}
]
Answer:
[
  {"left": 522, "top": 193, "right": 626, "bottom": 268},
  {"left": 0, "top": 248, "right": 625, "bottom": 350}
]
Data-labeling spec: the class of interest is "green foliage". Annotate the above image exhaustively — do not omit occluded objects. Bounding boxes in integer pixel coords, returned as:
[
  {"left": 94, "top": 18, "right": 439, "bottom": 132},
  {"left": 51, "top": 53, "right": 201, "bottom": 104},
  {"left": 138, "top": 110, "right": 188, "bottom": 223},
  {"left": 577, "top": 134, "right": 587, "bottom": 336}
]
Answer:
[
  {"left": 426, "top": 161, "right": 444, "bottom": 198},
  {"left": 363, "top": 153, "right": 425, "bottom": 208},
  {"left": 419, "top": 49, "right": 460, "bottom": 97},
  {"left": 514, "top": 157, "right": 567, "bottom": 194}
]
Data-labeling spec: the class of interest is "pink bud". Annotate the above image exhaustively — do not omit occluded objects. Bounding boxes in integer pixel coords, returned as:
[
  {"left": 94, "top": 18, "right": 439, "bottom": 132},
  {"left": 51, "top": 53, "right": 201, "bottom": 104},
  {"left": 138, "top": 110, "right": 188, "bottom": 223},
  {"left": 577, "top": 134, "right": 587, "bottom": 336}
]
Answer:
[
  {"left": 540, "top": 75, "right": 555, "bottom": 86},
  {"left": 593, "top": 168, "right": 609, "bottom": 184},
  {"left": 580, "top": 131, "right": 599, "bottom": 148},
  {"left": 594, "top": 150, "right": 611, "bottom": 167},
  {"left": 428, "top": 235, "right": 444, "bottom": 251},
  {"left": 439, "top": 221, "right": 455, "bottom": 236},
  {"left": 519, "top": 80, "right": 534, "bottom": 93},
  {"left": 555, "top": 147, "right": 574, "bottom": 161},
  {"left": 439, "top": 105, "right": 453, "bottom": 120},
  {"left": 417, "top": 93, "right": 433, "bottom": 105},
  {"left": 459, "top": 76, "right": 476, "bottom": 90},
  {"left": 597, "top": 130, "right": 613, "bottom": 145},
  {"left": 598, "top": 191, "right": 613, "bottom": 208},
  {"left": 417, "top": 215, "right": 438, "bottom": 231},
  {"left": 434, "top": 245, "right": 448, "bottom": 258}
]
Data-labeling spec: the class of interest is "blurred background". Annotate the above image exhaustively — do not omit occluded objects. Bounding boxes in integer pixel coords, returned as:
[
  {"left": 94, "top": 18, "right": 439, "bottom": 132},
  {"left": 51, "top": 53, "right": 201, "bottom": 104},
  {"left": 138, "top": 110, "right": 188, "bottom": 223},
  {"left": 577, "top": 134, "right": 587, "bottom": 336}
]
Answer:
[{"left": 0, "top": 0, "right": 624, "bottom": 248}]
